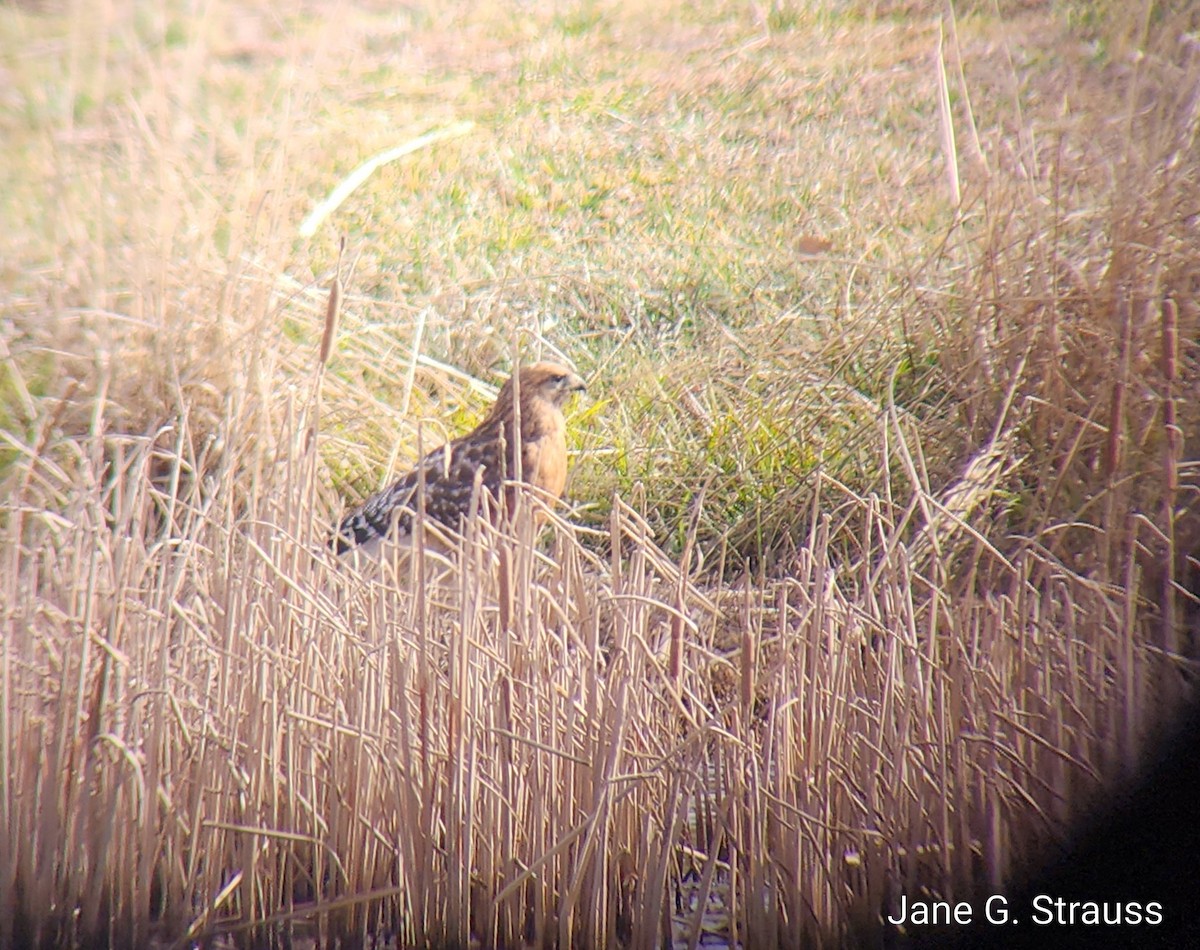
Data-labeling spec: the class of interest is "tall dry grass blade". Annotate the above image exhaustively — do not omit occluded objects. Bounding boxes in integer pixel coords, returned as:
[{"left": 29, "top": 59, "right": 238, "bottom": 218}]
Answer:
[
  {"left": 1103, "top": 291, "right": 1132, "bottom": 481},
  {"left": 943, "top": 0, "right": 988, "bottom": 177},
  {"left": 935, "top": 19, "right": 961, "bottom": 207},
  {"left": 1160, "top": 295, "right": 1180, "bottom": 657}
]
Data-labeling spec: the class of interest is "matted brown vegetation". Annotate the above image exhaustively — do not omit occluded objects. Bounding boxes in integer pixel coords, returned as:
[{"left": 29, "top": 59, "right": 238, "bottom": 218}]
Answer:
[{"left": 2, "top": 1, "right": 1198, "bottom": 947}]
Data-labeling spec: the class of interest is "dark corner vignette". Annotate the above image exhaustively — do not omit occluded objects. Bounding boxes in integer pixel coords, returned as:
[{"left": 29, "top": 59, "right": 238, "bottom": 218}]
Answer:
[{"left": 906, "top": 695, "right": 1200, "bottom": 950}]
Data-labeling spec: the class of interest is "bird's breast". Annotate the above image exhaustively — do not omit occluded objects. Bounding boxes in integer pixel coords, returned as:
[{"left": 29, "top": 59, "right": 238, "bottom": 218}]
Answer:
[{"left": 523, "top": 429, "right": 568, "bottom": 499}]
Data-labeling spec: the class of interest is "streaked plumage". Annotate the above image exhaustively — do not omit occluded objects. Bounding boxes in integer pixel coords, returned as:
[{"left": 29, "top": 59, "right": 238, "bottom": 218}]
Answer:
[{"left": 334, "top": 362, "right": 586, "bottom": 557}]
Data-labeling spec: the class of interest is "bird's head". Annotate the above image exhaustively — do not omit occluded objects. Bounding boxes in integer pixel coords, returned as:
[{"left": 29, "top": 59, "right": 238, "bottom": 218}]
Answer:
[
  {"left": 497, "top": 361, "right": 587, "bottom": 412},
  {"left": 527, "top": 362, "right": 587, "bottom": 406}
]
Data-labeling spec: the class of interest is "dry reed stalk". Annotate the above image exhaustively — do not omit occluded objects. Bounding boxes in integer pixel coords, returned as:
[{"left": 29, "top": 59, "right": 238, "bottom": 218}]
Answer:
[
  {"left": 935, "top": 20, "right": 961, "bottom": 207},
  {"left": 942, "top": 0, "right": 987, "bottom": 178},
  {"left": 2, "top": 423, "right": 1171, "bottom": 946},
  {"left": 318, "top": 237, "right": 344, "bottom": 370},
  {"left": 1160, "top": 296, "right": 1179, "bottom": 658},
  {"left": 1103, "top": 291, "right": 1132, "bottom": 482}
]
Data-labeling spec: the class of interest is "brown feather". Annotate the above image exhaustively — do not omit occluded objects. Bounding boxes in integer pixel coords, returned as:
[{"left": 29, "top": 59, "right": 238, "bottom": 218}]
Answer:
[{"left": 334, "top": 361, "right": 585, "bottom": 556}]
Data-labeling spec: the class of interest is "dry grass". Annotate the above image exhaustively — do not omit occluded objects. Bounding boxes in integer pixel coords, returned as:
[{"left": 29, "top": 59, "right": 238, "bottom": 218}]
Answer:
[
  {"left": 2, "top": 412, "right": 1175, "bottom": 946},
  {"left": 2, "top": 0, "right": 1199, "bottom": 946}
]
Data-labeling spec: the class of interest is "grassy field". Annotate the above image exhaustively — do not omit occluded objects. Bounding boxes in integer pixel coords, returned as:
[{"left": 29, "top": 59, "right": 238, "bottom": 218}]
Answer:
[{"left": 2, "top": 0, "right": 1198, "bottom": 946}]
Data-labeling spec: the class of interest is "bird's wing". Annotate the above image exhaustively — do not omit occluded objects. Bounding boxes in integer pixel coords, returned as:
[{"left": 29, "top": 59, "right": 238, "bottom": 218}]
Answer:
[{"left": 334, "top": 437, "right": 503, "bottom": 554}]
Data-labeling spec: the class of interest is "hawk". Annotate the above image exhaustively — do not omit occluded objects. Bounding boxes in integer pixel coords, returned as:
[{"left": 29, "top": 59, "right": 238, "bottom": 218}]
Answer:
[{"left": 334, "top": 361, "right": 587, "bottom": 558}]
